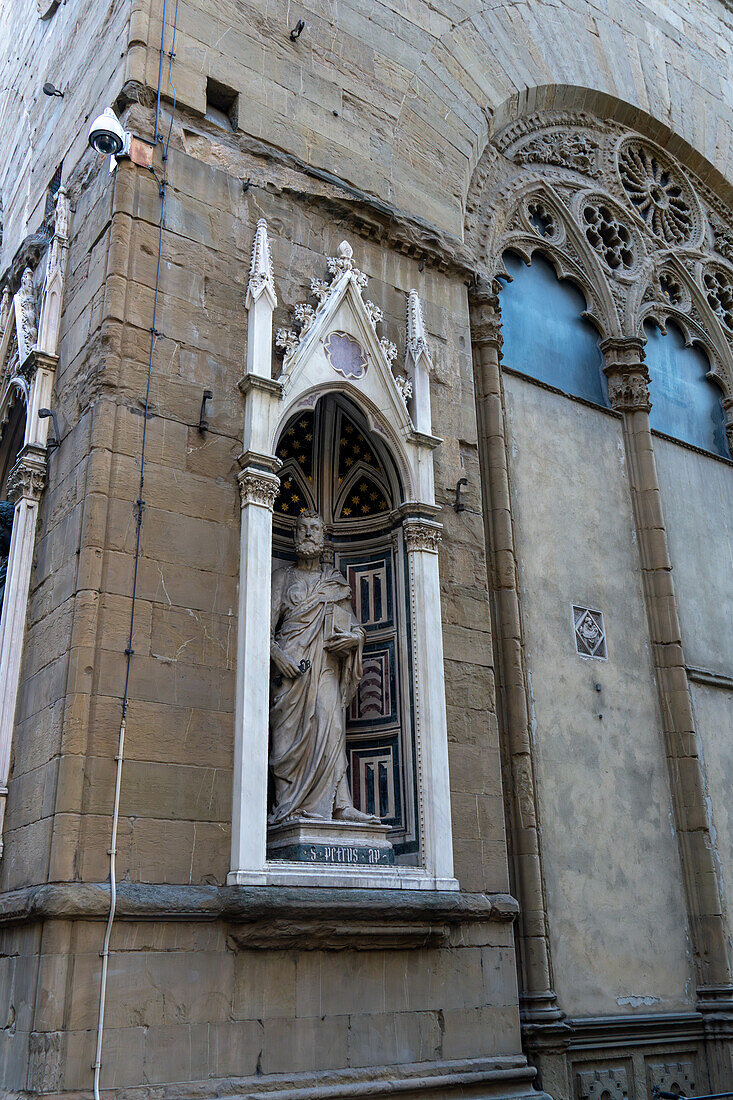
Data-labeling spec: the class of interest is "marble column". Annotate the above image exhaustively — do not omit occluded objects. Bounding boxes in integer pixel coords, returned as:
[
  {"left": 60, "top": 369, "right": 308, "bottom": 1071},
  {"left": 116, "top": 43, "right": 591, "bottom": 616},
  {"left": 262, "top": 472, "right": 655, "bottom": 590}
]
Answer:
[
  {"left": 402, "top": 515, "right": 455, "bottom": 885},
  {"left": 0, "top": 444, "right": 47, "bottom": 855},
  {"left": 228, "top": 464, "right": 280, "bottom": 883}
]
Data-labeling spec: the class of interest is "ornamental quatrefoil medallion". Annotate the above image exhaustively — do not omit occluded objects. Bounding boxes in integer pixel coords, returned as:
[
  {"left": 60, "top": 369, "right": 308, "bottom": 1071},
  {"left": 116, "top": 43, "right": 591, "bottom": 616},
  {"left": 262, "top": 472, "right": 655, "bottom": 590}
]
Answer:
[{"left": 324, "top": 331, "right": 368, "bottom": 379}]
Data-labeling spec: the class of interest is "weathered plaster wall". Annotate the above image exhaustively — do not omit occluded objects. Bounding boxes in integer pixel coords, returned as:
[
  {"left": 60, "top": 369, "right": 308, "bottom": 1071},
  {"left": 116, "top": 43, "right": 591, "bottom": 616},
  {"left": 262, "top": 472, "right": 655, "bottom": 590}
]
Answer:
[
  {"left": 654, "top": 438, "right": 733, "bottom": 677},
  {"left": 0, "top": 0, "right": 131, "bottom": 267},
  {"left": 690, "top": 680, "right": 733, "bottom": 954},
  {"left": 654, "top": 436, "right": 733, "bottom": 947},
  {"left": 502, "top": 373, "right": 693, "bottom": 1016}
]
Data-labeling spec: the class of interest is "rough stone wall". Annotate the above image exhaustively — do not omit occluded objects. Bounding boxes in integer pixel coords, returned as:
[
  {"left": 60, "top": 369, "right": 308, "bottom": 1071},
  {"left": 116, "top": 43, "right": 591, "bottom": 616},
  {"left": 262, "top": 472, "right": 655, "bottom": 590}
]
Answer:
[
  {"left": 46, "top": 141, "right": 505, "bottom": 893},
  {"left": 2, "top": 915, "right": 518, "bottom": 1093},
  {"left": 124, "top": 0, "right": 733, "bottom": 243},
  {"left": 0, "top": 171, "right": 116, "bottom": 892},
  {"left": 0, "top": 135, "right": 514, "bottom": 1087}
]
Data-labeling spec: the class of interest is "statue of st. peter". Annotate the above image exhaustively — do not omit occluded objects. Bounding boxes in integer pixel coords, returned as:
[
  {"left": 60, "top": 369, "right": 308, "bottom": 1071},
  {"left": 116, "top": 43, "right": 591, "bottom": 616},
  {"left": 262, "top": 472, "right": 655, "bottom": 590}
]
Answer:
[{"left": 269, "top": 510, "right": 378, "bottom": 825}]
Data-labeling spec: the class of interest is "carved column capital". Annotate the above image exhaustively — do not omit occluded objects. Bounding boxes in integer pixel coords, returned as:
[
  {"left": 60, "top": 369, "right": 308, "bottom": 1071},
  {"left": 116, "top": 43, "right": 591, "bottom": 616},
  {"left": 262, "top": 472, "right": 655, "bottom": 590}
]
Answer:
[
  {"left": 403, "top": 518, "right": 442, "bottom": 553},
  {"left": 7, "top": 446, "right": 47, "bottom": 503},
  {"left": 601, "top": 337, "right": 651, "bottom": 413},
  {"left": 468, "top": 279, "right": 503, "bottom": 352},
  {"left": 237, "top": 467, "right": 280, "bottom": 510}
]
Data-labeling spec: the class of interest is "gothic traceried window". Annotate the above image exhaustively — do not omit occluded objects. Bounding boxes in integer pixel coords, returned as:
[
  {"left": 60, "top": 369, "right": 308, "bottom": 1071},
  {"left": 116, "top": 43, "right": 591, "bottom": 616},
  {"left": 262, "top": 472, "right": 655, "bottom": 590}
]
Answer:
[{"left": 474, "top": 112, "right": 733, "bottom": 461}]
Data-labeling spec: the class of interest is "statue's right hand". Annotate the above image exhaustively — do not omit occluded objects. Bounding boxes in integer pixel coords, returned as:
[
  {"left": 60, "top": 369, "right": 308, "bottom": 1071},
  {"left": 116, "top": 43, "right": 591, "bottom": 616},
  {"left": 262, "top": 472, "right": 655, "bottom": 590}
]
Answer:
[{"left": 271, "top": 647, "right": 301, "bottom": 679}]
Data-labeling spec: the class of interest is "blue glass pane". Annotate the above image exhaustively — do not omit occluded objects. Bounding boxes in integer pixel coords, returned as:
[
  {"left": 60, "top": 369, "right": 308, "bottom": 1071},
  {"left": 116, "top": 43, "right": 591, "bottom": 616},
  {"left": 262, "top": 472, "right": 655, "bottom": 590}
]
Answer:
[
  {"left": 644, "top": 321, "right": 729, "bottom": 458},
  {"left": 499, "top": 251, "right": 607, "bottom": 406}
]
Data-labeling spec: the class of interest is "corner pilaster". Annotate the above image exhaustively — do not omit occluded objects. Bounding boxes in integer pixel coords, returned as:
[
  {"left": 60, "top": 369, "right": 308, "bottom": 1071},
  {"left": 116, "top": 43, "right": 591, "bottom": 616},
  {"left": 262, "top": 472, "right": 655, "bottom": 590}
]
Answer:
[
  {"left": 229, "top": 218, "right": 282, "bottom": 884},
  {"left": 400, "top": 511, "right": 455, "bottom": 885},
  {"left": 469, "top": 281, "right": 561, "bottom": 1028}
]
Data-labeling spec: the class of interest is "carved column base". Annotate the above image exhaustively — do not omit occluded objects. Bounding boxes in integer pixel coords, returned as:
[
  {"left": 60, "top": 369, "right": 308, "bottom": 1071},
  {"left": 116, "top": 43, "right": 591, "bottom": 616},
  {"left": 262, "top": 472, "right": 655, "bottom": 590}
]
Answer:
[{"left": 520, "top": 989, "right": 565, "bottom": 1025}]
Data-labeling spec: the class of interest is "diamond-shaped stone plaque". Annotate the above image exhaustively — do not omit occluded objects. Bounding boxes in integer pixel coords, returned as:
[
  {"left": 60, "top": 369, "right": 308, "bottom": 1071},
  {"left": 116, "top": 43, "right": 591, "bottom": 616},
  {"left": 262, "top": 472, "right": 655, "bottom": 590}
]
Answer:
[{"left": 573, "top": 605, "right": 607, "bottom": 659}]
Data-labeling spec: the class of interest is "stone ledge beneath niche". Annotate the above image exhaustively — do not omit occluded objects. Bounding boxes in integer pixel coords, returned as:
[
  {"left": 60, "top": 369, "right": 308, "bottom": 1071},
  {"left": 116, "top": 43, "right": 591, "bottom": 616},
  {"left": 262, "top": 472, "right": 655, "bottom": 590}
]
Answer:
[
  {"left": 52, "top": 1054, "right": 545, "bottom": 1100},
  {"left": 0, "top": 883, "right": 517, "bottom": 949}
]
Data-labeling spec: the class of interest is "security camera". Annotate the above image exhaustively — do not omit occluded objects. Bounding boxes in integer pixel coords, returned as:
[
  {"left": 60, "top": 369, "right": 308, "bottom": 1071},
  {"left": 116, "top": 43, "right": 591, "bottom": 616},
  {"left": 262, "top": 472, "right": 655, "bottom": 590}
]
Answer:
[{"left": 88, "top": 107, "right": 130, "bottom": 157}]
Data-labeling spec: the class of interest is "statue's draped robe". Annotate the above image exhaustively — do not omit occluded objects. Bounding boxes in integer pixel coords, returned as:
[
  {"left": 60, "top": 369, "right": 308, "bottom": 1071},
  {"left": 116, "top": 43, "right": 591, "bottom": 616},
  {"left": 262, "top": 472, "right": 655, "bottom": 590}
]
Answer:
[{"left": 269, "top": 565, "right": 364, "bottom": 823}]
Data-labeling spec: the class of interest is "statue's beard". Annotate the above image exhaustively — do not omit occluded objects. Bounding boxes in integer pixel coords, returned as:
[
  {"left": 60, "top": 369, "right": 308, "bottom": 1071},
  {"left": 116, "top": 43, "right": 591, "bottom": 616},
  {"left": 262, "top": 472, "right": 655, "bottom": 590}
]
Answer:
[{"left": 296, "top": 540, "right": 321, "bottom": 559}]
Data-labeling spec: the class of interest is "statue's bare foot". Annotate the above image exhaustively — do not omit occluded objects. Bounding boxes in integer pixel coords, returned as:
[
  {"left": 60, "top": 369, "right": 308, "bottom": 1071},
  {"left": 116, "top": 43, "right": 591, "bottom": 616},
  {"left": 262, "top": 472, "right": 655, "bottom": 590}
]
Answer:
[{"left": 334, "top": 804, "right": 381, "bottom": 825}]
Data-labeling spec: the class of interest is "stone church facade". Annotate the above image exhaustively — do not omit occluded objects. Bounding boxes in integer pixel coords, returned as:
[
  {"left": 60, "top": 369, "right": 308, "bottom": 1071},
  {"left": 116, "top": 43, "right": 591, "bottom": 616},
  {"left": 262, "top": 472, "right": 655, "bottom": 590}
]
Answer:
[{"left": 0, "top": 0, "right": 732, "bottom": 1097}]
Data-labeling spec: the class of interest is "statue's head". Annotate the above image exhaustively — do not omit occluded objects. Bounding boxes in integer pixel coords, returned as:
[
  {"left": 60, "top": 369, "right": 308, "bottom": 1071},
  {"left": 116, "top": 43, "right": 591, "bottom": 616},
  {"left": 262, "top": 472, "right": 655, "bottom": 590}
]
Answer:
[{"left": 294, "top": 510, "right": 325, "bottom": 560}]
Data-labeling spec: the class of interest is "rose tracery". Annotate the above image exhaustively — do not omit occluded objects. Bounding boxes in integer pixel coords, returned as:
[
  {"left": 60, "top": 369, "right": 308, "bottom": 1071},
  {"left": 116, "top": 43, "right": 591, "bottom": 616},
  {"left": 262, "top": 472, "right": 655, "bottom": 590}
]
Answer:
[{"left": 618, "top": 140, "right": 695, "bottom": 245}]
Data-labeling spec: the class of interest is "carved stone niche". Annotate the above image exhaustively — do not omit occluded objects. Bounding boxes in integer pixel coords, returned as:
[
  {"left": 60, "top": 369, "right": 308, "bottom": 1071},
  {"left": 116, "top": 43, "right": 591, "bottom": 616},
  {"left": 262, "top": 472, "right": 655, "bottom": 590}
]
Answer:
[{"left": 229, "top": 223, "right": 457, "bottom": 892}]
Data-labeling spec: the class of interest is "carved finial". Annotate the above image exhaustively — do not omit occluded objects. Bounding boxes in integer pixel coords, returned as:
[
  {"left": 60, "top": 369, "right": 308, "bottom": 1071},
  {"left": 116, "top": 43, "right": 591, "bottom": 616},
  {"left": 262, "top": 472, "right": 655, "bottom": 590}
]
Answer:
[
  {"left": 54, "top": 186, "right": 70, "bottom": 239},
  {"left": 328, "top": 240, "right": 364, "bottom": 282},
  {"left": 406, "top": 289, "right": 431, "bottom": 365},
  {"left": 0, "top": 287, "right": 10, "bottom": 334},
  {"left": 246, "top": 218, "right": 276, "bottom": 309},
  {"left": 19, "top": 268, "right": 38, "bottom": 352}
]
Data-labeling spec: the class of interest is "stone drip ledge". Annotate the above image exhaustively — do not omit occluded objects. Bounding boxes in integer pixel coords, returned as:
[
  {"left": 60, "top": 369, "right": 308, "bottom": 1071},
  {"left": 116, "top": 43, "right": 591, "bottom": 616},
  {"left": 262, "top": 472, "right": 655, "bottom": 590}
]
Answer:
[
  {"left": 57, "top": 1055, "right": 546, "bottom": 1100},
  {"left": 0, "top": 883, "right": 518, "bottom": 948}
]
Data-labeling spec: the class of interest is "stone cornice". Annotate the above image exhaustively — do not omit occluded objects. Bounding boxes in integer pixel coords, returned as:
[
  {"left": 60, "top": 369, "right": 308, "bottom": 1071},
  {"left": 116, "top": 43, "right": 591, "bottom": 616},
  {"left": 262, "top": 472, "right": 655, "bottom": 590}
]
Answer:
[
  {"left": 522, "top": 1009, "right": 709, "bottom": 1054},
  {"left": 22, "top": 349, "right": 59, "bottom": 374},
  {"left": 0, "top": 882, "right": 518, "bottom": 936},
  {"left": 407, "top": 429, "right": 443, "bottom": 450},
  {"left": 237, "top": 373, "right": 284, "bottom": 398}
]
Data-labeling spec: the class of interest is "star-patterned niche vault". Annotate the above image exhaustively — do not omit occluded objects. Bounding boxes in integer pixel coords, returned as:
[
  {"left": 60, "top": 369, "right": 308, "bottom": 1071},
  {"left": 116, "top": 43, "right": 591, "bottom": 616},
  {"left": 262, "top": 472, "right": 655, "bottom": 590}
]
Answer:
[{"left": 274, "top": 398, "right": 393, "bottom": 528}]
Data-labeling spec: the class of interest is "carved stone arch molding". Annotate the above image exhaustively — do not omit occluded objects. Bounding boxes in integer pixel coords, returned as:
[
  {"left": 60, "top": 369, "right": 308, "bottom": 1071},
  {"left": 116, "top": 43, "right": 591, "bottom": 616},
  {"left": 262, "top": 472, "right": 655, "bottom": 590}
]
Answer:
[
  {"left": 229, "top": 221, "right": 457, "bottom": 890},
  {"left": 490, "top": 179, "right": 620, "bottom": 339},
  {"left": 632, "top": 251, "right": 733, "bottom": 403},
  {"left": 0, "top": 187, "right": 71, "bottom": 855}
]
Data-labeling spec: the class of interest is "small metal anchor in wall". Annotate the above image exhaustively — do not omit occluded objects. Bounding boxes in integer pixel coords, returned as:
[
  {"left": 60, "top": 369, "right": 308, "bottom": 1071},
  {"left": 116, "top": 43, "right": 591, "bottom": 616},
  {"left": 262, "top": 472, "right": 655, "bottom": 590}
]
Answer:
[
  {"left": 454, "top": 477, "right": 468, "bottom": 512},
  {"left": 198, "top": 389, "right": 213, "bottom": 433}
]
